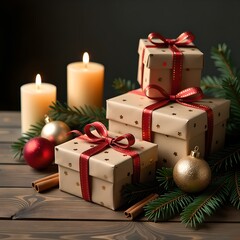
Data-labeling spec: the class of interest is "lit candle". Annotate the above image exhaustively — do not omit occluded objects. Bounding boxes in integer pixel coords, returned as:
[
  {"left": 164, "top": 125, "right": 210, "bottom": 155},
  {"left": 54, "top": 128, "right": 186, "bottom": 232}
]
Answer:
[
  {"left": 67, "top": 52, "right": 104, "bottom": 108},
  {"left": 20, "top": 74, "right": 56, "bottom": 133}
]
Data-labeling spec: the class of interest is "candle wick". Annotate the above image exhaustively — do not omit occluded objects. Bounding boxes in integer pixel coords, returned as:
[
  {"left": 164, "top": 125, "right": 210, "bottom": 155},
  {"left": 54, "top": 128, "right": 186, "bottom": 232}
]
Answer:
[
  {"left": 84, "top": 63, "right": 88, "bottom": 69},
  {"left": 36, "top": 84, "right": 41, "bottom": 90}
]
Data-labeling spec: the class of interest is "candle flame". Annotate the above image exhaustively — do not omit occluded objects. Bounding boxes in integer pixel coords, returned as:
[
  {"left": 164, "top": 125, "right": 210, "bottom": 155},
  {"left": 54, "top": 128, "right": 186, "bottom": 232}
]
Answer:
[
  {"left": 35, "top": 74, "right": 42, "bottom": 90},
  {"left": 83, "top": 52, "right": 89, "bottom": 67}
]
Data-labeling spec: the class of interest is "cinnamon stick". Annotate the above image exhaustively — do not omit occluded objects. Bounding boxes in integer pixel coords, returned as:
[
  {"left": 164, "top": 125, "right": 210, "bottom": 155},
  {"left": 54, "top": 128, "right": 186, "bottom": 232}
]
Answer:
[
  {"left": 32, "top": 173, "right": 59, "bottom": 193},
  {"left": 124, "top": 193, "right": 159, "bottom": 220}
]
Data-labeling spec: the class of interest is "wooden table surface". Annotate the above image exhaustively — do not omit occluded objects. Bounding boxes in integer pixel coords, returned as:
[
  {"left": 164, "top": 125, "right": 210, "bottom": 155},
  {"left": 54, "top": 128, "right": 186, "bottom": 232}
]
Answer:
[{"left": 0, "top": 111, "right": 240, "bottom": 240}]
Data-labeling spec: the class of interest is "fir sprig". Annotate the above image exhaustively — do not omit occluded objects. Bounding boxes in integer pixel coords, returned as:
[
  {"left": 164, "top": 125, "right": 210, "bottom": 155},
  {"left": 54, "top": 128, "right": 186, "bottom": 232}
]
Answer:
[
  {"left": 211, "top": 43, "right": 237, "bottom": 79},
  {"left": 144, "top": 188, "right": 194, "bottom": 222},
  {"left": 156, "top": 167, "right": 175, "bottom": 190},
  {"left": 12, "top": 78, "right": 137, "bottom": 159},
  {"left": 207, "top": 142, "right": 240, "bottom": 173},
  {"left": 48, "top": 101, "right": 108, "bottom": 131},
  {"left": 11, "top": 102, "right": 107, "bottom": 159},
  {"left": 11, "top": 120, "right": 45, "bottom": 160},
  {"left": 180, "top": 178, "right": 228, "bottom": 228},
  {"left": 227, "top": 170, "right": 240, "bottom": 209},
  {"left": 201, "top": 43, "right": 240, "bottom": 135},
  {"left": 112, "top": 78, "right": 137, "bottom": 94}
]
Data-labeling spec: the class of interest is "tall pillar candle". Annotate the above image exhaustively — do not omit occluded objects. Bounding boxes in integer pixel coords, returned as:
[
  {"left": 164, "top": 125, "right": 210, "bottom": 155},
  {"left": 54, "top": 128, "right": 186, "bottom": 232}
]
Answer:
[
  {"left": 21, "top": 74, "right": 56, "bottom": 133},
  {"left": 67, "top": 52, "right": 104, "bottom": 108}
]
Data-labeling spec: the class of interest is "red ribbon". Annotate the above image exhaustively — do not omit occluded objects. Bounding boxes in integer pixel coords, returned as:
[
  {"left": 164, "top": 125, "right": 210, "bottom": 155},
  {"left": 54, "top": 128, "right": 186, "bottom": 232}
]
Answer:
[
  {"left": 73, "top": 121, "right": 141, "bottom": 202},
  {"left": 135, "top": 85, "right": 213, "bottom": 156},
  {"left": 140, "top": 32, "right": 195, "bottom": 94}
]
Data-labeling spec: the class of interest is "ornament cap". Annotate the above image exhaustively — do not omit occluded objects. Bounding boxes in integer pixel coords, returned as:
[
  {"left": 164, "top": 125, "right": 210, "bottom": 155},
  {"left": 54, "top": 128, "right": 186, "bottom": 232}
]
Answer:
[
  {"left": 44, "top": 114, "right": 52, "bottom": 123},
  {"left": 190, "top": 146, "right": 200, "bottom": 158}
]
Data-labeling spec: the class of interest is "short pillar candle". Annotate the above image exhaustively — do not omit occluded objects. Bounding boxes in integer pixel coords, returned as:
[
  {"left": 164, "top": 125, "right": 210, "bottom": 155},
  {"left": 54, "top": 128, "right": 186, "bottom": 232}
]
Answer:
[
  {"left": 67, "top": 52, "right": 105, "bottom": 108},
  {"left": 20, "top": 74, "right": 56, "bottom": 133}
]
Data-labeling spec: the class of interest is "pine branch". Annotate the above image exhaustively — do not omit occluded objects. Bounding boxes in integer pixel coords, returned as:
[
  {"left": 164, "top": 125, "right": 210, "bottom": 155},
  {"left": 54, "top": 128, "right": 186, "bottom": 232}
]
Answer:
[
  {"left": 48, "top": 101, "right": 108, "bottom": 131},
  {"left": 222, "top": 78, "right": 240, "bottom": 135},
  {"left": 207, "top": 142, "right": 240, "bottom": 174},
  {"left": 112, "top": 78, "right": 137, "bottom": 94},
  {"left": 156, "top": 167, "right": 175, "bottom": 191},
  {"left": 180, "top": 177, "right": 229, "bottom": 228},
  {"left": 11, "top": 120, "right": 45, "bottom": 160},
  {"left": 11, "top": 101, "right": 108, "bottom": 159},
  {"left": 227, "top": 170, "right": 240, "bottom": 209},
  {"left": 211, "top": 43, "right": 237, "bottom": 79},
  {"left": 144, "top": 188, "right": 194, "bottom": 222},
  {"left": 200, "top": 75, "right": 225, "bottom": 98}
]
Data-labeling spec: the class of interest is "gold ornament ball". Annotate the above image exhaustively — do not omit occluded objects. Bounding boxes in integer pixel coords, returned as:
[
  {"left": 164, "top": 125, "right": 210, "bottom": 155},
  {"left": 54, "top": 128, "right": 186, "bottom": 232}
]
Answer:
[
  {"left": 173, "top": 146, "right": 211, "bottom": 193},
  {"left": 41, "top": 116, "right": 71, "bottom": 146}
]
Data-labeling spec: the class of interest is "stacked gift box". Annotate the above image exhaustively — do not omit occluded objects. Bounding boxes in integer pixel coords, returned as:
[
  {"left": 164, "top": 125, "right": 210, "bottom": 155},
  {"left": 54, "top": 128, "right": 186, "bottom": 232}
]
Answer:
[
  {"left": 55, "top": 122, "right": 158, "bottom": 210},
  {"left": 107, "top": 32, "right": 230, "bottom": 168},
  {"left": 55, "top": 32, "right": 230, "bottom": 210}
]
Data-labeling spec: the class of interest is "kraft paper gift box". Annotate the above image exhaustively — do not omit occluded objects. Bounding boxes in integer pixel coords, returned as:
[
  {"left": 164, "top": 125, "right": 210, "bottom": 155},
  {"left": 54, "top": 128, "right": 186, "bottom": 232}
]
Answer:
[
  {"left": 55, "top": 129, "right": 158, "bottom": 210},
  {"left": 137, "top": 38, "right": 204, "bottom": 97},
  {"left": 106, "top": 91, "right": 230, "bottom": 168}
]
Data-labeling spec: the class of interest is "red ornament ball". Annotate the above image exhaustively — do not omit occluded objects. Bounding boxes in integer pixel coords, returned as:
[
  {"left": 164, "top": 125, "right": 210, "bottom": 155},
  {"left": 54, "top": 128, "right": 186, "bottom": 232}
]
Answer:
[{"left": 23, "top": 137, "right": 55, "bottom": 170}]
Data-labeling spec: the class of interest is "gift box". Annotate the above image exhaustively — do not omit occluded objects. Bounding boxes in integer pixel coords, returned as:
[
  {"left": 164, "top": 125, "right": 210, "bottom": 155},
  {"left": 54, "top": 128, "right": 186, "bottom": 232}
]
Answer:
[
  {"left": 55, "top": 124, "right": 158, "bottom": 210},
  {"left": 106, "top": 90, "right": 230, "bottom": 168},
  {"left": 137, "top": 34, "right": 204, "bottom": 97}
]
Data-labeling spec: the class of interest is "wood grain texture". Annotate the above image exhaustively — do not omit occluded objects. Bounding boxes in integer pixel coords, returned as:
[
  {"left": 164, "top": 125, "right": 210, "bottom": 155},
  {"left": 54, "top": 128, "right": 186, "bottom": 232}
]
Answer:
[
  {"left": 0, "top": 127, "right": 21, "bottom": 142},
  {"left": 0, "top": 220, "right": 239, "bottom": 240},
  {"left": 0, "top": 143, "right": 23, "bottom": 164},
  {"left": 0, "top": 111, "right": 21, "bottom": 127},
  {"left": 0, "top": 188, "right": 126, "bottom": 221},
  {"left": 0, "top": 111, "right": 240, "bottom": 238},
  {"left": 0, "top": 165, "right": 58, "bottom": 187}
]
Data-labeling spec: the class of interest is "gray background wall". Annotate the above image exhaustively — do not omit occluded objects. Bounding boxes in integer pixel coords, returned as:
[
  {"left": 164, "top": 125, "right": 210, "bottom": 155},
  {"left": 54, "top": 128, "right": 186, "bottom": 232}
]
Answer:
[{"left": 1, "top": 0, "right": 240, "bottom": 110}]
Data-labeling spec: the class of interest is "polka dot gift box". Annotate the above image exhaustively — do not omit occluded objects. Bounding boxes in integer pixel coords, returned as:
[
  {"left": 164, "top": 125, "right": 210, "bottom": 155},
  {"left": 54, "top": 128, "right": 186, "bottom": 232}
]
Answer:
[
  {"left": 55, "top": 122, "right": 158, "bottom": 210},
  {"left": 137, "top": 32, "right": 203, "bottom": 97},
  {"left": 106, "top": 90, "right": 230, "bottom": 168}
]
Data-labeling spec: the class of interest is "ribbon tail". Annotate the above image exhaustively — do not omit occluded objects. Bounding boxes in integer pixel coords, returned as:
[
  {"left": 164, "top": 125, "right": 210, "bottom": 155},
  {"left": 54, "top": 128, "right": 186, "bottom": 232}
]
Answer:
[{"left": 79, "top": 142, "right": 109, "bottom": 202}]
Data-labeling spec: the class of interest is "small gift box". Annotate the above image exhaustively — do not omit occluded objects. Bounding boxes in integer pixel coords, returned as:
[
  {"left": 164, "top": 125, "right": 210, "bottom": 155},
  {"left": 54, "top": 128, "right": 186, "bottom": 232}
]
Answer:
[
  {"left": 106, "top": 89, "right": 230, "bottom": 168},
  {"left": 55, "top": 122, "right": 158, "bottom": 210},
  {"left": 137, "top": 32, "right": 203, "bottom": 97}
]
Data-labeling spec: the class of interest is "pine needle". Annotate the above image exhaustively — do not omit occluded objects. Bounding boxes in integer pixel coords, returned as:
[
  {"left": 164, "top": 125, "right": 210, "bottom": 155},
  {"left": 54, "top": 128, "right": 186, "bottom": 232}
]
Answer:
[
  {"left": 11, "top": 120, "right": 45, "bottom": 160},
  {"left": 180, "top": 177, "right": 229, "bottom": 228},
  {"left": 112, "top": 78, "right": 137, "bottom": 94},
  {"left": 156, "top": 167, "right": 175, "bottom": 190},
  {"left": 11, "top": 101, "right": 108, "bottom": 159},
  {"left": 226, "top": 170, "right": 240, "bottom": 209},
  {"left": 48, "top": 101, "right": 108, "bottom": 131},
  {"left": 211, "top": 43, "right": 237, "bottom": 79},
  {"left": 207, "top": 142, "right": 240, "bottom": 173},
  {"left": 144, "top": 188, "right": 194, "bottom": 222}
]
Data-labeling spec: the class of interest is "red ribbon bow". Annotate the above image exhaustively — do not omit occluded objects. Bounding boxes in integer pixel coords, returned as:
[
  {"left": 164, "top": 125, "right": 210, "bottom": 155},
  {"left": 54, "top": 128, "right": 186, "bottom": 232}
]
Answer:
[
  {"left": 148, "top": 32, "right": 195, "bottom": 47},
  {"left": 138, "top": 85, "right": 213, "bottom": 156},
  {"left": 74, "top": 121, "right": 141, "bottom": 202},
  {"left": 140, "top": 32, "right": 195, "bottom": 94}
]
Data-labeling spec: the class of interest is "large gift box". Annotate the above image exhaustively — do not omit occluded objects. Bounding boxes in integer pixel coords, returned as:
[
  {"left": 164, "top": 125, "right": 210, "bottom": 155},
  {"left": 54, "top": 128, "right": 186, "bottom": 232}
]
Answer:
[
  {"left": 106, "top": 90, "right": 230, "bottom": 167},
  {"left": 55, "top": 122, "right": 158, "bottom": 210},
  {"left": 137, "top": 32, "right": 204, "bottom": 97}
]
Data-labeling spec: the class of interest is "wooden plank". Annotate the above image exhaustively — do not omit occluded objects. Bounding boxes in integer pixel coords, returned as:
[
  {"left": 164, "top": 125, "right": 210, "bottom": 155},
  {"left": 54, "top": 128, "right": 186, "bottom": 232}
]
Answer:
[
  {"left": 0, "top": 165, "right": 58, "bottom": 187},
  {"left": 0, "top": 188, "right": 125, "bottom": 221},
  {"left": 0, "top": 127, "right": 21, "bottom": 143},
  {"left": 0, "top": 188, "right": 240, "bottom": 223},
  {"left": 0, "top": 220, "right": 239, "bottom": 239},
  {"left": 0, "top": 111, "right": 21, "bottom": 127},
  {"left": 0, "top": 143, "right": 24, "bottom": 164}
]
